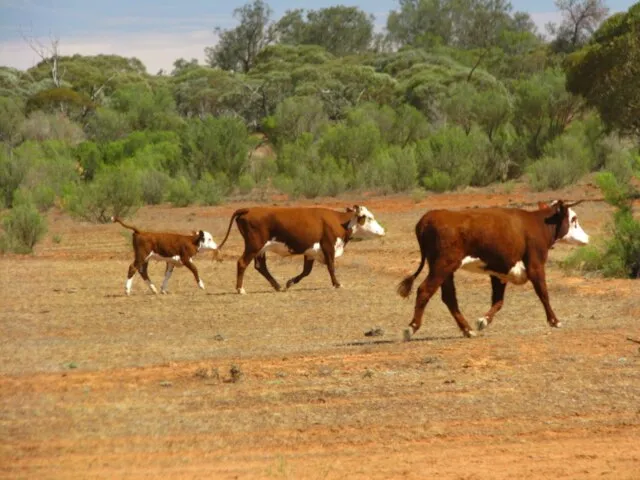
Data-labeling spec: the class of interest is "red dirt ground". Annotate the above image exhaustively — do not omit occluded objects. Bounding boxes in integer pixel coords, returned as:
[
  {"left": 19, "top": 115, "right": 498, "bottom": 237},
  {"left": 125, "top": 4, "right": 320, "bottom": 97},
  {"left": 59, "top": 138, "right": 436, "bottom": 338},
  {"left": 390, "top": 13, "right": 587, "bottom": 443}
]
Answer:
[{"left": 1, "top": 180, "right": 639, "bottom": 479}]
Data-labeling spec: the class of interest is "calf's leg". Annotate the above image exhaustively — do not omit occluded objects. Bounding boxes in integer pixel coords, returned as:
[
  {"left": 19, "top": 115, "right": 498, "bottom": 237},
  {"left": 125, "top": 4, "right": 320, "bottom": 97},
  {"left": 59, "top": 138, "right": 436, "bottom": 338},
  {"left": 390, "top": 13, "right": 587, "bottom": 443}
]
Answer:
[
  {"left": 125, "top": 263, "right": 137, "bottom": 295},
  {"left": 477, "top": 275, "right": 507, "bottom": 330},
  {"left": 161, "top": 264, "right": 175, "bottom": 294},
  {"left": 137, "top": 261, "right": 158, "bottom": 294},
  {"left": 181, "top": 256, "right": 204, "bottom": 290}
]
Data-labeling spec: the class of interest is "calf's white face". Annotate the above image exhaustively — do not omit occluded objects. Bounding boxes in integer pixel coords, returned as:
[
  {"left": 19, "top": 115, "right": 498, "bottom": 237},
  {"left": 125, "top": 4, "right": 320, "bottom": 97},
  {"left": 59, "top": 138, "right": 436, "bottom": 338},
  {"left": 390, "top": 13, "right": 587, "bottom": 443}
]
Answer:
[
  {"left": 198, "top": 231, "right": 218, "bottom": 251},
  {"left": 351, "top": 206, "right": 386, "bottom": 238},
  {"left": 559, "top": 207, "right": 589, "bottom": 246}
]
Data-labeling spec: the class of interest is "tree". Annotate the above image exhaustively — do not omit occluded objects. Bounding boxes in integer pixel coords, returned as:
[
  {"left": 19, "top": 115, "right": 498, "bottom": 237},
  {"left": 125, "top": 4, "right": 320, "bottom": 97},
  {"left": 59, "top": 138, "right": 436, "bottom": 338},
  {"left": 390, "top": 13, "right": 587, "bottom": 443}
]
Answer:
[
  {"left": 565, "top": 3, "right": 640, "bottom": 137},
  {"left": 205, "top": 0, "right": 275, "bottom": 73},
  {"left": 276, "top": 6, "right": 375, "bottom": 56},
  {"left": 548, "top": 0, "right": 609, "bottom": 53},
  {"left": 386, "top": 0, "right": 455, "bottom": 48}
]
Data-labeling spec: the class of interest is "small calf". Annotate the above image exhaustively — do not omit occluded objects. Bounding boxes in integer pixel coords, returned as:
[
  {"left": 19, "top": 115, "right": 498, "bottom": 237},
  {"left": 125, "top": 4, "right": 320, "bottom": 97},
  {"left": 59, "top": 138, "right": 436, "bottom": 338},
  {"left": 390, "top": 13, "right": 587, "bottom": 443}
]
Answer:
[{"left": 112, "top": 217, "right": 218, "bottom": 295}]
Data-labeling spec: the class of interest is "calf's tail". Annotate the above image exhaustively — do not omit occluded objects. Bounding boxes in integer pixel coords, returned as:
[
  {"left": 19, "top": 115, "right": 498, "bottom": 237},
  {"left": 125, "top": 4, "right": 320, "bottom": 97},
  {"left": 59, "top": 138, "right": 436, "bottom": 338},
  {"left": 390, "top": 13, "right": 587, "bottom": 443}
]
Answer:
[{"left": 111, "top": 216, "right": 140, "bottom": 234}]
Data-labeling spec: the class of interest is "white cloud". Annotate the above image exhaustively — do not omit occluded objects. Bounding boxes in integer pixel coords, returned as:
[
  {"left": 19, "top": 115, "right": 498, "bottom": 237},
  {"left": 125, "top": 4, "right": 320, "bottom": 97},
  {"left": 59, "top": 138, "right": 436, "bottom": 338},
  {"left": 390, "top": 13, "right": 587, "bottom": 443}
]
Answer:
[{"left": 0, "top": 29, "right": 218, "bottom": 73}]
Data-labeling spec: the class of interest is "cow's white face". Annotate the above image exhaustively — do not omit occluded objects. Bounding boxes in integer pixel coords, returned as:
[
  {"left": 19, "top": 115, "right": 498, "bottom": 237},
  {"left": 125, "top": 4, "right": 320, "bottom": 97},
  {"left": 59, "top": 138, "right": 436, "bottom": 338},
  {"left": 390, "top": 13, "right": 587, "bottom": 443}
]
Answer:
[
  {"left": 559, "top": 208, "right": 589, "bottom": 246},
  {"left": 351, "top": 206, "right": 386, "bottom": 238},
  {"left": 198, "top": 231, "right": 218, "bottom": 251}
]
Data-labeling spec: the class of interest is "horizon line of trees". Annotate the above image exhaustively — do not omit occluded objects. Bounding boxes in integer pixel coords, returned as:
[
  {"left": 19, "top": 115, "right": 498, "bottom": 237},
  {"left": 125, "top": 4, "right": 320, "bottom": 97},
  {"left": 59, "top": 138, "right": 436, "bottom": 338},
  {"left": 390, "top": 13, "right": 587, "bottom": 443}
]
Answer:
[{"left": 0, "top": 0, "right": 638, "bottom": 276}]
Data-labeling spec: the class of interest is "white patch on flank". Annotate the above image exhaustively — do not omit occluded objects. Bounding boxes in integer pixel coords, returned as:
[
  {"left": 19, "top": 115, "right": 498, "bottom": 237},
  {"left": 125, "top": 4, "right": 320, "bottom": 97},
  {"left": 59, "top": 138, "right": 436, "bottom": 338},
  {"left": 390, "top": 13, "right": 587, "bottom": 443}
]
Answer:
[
  {"left": 259, "top": 238, "right": 292, "bottom": 257},
  {"left": 559, "top": 208, "right": 590, "bottom": 246},
  {"left": 303, "top": 238, "right": 346, "bottom": 263},
  {"left": 460, "top": 257, "right": 528, "bottom": 285},
  {"left": 146, "top": 251, "right": 184, "bottom": 266}
]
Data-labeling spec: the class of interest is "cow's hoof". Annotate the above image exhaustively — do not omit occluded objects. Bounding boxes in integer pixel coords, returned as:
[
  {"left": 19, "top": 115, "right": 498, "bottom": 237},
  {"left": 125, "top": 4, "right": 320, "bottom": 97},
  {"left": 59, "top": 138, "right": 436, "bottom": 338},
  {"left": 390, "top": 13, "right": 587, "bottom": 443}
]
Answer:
[
  {"left": 403, "top": 328, "right": 412, "bottom": 342},
  {"left": 476, "top": 317, "right": 488, "bottom": 330},
  {"left": 161, "top": 290, "right": 168, "bottom": 295},
  {"left": 285, "top": 280, "right": 294, "bottom": 290},
  {"left": 198, "top": 280, "right": 205, "bottom": 290},
  {"left": 333, "top": 283, "right": 342, "bottom": 289},
  {"left": 237, "top": 288, "right": 246, "bottom": 295},
  {"left": 125, "top": 291, "right": 131, "bottom": 297},
  {"left": 463, "top": 330, "right": 477, "bottom": 338},
  {"left": 551, "top": 321, "right": 563, "bottom": 329}
]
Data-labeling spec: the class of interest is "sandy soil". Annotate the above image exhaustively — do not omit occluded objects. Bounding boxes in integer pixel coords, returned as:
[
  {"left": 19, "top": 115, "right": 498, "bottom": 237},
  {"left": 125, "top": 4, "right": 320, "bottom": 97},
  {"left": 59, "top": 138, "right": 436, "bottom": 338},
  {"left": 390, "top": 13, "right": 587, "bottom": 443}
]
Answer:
[{"left": 1, "top": 181, "right": 639, "bottom": 479}]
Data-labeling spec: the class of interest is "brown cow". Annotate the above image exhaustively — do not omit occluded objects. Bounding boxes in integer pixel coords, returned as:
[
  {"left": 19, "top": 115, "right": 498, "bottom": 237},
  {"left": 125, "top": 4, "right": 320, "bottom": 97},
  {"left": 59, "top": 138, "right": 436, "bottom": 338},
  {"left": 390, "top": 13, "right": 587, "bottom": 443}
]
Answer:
[
  {"left": 112, "top": 217, "right": 218, "bottom": 295},
  {"left": 216, "top": 205, "right": 386, "bottom": 294},
  {"left": 397, "top": 201, "right": 589, "bottom": 338}
]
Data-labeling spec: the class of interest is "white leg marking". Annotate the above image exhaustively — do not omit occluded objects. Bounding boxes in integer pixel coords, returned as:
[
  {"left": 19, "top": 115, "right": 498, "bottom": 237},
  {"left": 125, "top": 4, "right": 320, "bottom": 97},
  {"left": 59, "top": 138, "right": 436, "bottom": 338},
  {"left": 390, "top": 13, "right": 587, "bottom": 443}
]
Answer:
[
  {"left": 125, "top": 277, "right": 133, "bottom": 296},
  {"left": 146, "top": 280, "right": 158, "bottom": 294},
  {"left": 237, "top": 287, "right": 246, "bottom": 295},
  {"left": 198, "top": 279, "right": 205, "bottom": 290},
  {"left": 477, "top": 316, "right": 489, "bottom": 330},
  {"left": 161, "top": 265, "right": 174, "bottom": 294}
]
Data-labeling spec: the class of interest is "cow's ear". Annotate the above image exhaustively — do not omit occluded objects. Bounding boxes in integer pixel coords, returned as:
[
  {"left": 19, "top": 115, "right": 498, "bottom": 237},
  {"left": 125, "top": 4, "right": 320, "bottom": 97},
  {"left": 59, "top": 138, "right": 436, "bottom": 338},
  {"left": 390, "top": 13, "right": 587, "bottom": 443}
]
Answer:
[
  {"left": 345, "top": 206, "right": 354, "bottom": 213},
  {"left": 538, "top": 201, "right": 549, "bottom": 210},
  {"left": 198, "top": 230, "right": 205, "bottom": 240}
]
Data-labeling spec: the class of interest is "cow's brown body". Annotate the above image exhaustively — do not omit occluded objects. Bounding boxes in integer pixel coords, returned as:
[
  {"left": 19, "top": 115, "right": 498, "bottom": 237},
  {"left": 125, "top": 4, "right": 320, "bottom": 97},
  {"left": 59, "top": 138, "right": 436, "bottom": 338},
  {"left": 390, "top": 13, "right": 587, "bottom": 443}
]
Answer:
[
  {"left": 397, "top": 201, "right": 589, "bottom": 337},
  {"left": 217, "top": 205, "right": 385, "bottom": 293},
  {"left": 112, "top": 217, "right": 217, "bottom": 295}
]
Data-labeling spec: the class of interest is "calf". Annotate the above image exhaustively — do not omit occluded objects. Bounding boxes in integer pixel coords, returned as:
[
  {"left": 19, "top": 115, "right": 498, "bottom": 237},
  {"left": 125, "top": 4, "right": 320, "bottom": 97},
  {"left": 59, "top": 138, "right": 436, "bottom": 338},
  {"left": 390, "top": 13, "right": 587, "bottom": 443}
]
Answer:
[
  {"left": 112, "top": 217, "right": 218, "bottom": 295},
  {"left": 216, "top": 205, "right": 386, "bottom": 294},
  {"left": 397, "top": 201, "right": 589, "bottom": 338}
]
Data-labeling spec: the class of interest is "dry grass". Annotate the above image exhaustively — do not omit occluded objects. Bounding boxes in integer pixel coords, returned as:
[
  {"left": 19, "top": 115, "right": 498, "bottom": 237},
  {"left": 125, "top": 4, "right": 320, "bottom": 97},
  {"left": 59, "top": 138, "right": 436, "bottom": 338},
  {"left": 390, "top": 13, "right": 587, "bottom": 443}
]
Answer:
[{"left": 1, "top": 185, "right": 639, "bottom": 479}]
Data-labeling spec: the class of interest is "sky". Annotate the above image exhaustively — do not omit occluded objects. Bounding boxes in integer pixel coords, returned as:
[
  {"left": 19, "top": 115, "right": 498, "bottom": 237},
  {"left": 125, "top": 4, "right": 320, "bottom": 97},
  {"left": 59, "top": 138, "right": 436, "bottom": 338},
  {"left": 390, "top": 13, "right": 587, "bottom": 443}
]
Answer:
[{"left": 0, "top": 0, "right": 635, "bottom": 74}]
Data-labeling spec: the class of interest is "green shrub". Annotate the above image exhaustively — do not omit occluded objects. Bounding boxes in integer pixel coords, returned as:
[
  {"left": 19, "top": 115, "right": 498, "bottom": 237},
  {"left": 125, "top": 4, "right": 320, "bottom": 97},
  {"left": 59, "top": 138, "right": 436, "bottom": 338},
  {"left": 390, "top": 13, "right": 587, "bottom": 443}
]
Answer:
[
  {"left": 0, "top": 201, "right": 47, "bottom": 254},
  {"left": 167, "top": 176, "right": 195, "bottom": 207},
  {"left": 237, "top": 174, "right": 256, "bottom": 195},
  {"left": 0, "top": 147, "right": 28, "bottom": 208},
  {"left": 423, "top": 170, "right": 453, "bottom": 193},
  {"left": 140, "top": 170, "right": 170, "bottom": 205},
  {"left": 195, "top": 173, "right": 228, "bottom": 206},
  {"left": 563, "top": 173, "right": 640, "bottom": 278},
  {"left": 527, "top": 132, "right": 592, "bottom": 191},
  {"left": 63, "top": 164, "right": 141, "bottom": 223}
]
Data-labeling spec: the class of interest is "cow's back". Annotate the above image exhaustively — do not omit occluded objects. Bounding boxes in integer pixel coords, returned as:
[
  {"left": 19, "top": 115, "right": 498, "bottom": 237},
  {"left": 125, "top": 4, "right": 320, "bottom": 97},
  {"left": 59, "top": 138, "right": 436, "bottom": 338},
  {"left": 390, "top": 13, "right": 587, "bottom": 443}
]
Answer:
[
  {"left": 420, "top": 208, "right": 537, "bottom": 262},
  {"left": 237, "top": 207, "right": 343, "bottom": 253}
]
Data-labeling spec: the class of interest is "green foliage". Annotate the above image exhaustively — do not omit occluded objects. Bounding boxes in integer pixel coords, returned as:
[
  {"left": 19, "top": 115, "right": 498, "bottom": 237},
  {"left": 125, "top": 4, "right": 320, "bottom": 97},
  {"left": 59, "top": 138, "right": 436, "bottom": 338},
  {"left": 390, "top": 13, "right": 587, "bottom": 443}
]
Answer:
[
  {"left": 564, "top": 172, "right": 640, "bottom": 278},
  {"left": 63, "top": 164, "right": 141, "bottom": 223},
  {"left": 140, "top": 170, "right": 171, "bottom": 205},
  {"left": 0, "top": 200, "right": 47, "bottom": 254},
  {"left": 0, "top": 97, "right": 25, "bottom": 145},
  {"left": 181, "top": 116, "right": 249, "bottom": 180},
  {"left": 167, "top": 176, "right": 196, "bottom": 207},
  {"left": 266, "top": 96, "right": 328, "bottom": 147},
  {"left": 195, "top": 173, "right": 229, "bottom": 206},
  {"left": 20, "top": 112, "right": 85, "bottom": 144},
  {"left": 565, "top": 3, "right": 640, "bottom": 137}
]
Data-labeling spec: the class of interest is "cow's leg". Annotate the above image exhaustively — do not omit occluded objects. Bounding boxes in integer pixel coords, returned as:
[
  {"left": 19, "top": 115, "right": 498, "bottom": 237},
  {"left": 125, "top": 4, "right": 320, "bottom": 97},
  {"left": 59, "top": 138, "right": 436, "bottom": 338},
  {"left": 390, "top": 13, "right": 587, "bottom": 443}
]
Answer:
[
  {"left": 320, "top": 242, "right": 341, "bottom": 288},
  {"left": 408, "top": 259, "right": 460, "bottom": 335},
  {"left": 527, "top": 263, "right": 561, "bottom": 327},
  {"left": 254, "top": 254, "right": 282, "bottom": 291},
  {"left": 236, "top": 250, "right": 256, "bottom": 294},
  {"left": 477, "top": 276, "right": 507, "bottom": 330},
  {"left": 137, "top": 261, "right": 158, "bottom": 294},
  {"left": 440, "top": 274, "right": 475, "bottom": 338},
  {"left": 160, "top": 264, "right": 175, "bottom": 294},
  {"left": 181, "top": 257, "right": 204, "bottom": 290},
  {"left": 125, "top": 263, "right": 137, "bottom": 296},
  {"left": 285, "top": 257, "right": 314, "bottom": 290}
]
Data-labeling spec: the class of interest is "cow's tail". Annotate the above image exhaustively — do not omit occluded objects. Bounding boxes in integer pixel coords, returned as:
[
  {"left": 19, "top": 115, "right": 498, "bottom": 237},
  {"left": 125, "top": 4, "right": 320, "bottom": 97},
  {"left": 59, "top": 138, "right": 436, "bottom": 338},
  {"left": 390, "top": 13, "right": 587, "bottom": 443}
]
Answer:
[
  {"left": 111, "top": 216, "right": 140, "bottom": 234},
  {"left": 216, "top": 208, "right": 250, "bottom": 250},
  {"left": 396, "top": 222, "right": 428, "bottom": 298}
]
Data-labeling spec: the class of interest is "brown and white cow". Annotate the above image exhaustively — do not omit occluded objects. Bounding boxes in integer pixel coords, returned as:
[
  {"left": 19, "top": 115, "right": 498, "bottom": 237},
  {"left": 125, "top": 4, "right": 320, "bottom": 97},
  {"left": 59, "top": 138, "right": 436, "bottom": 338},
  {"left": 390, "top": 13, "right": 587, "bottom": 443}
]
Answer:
[
  {"left": 112, "top": 217, "right": 218, "bottom": 295},
  {"left": 216, "top": 205, "right": 386, "bottom": 294},
  {"left": 397, "top": 200, "right": 589, "bottom": 338}
]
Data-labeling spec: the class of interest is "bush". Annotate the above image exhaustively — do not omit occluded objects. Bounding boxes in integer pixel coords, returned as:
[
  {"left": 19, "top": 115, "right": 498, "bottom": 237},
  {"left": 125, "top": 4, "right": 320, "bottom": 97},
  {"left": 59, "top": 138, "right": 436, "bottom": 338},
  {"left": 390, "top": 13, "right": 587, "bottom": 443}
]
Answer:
[
  {"left": 0, "top": 201, "right": 47, "bottom": 254},
  {"left": 63, "top": 164, "right": 141, "bottom": 223},
  {"left": 527, "top": 132, "right": 592, "bottom": 191},
  {"left": 237, "top": 174, "right": 256, "bottom": 195},
  {"left": 140, "top": 170, "right": 171, "bottom": 205},
  {"left": 195, "top": 173, "right": 228, "bottom": 206},
  {"left": 167, "top": 176, "right": 195, "bottom": 207},
  {"left": 0, "top": 147, "right": 28, "bottom": 208},
  {"left": 563, "top": 173, "right": 640, "bottom": 278}
]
